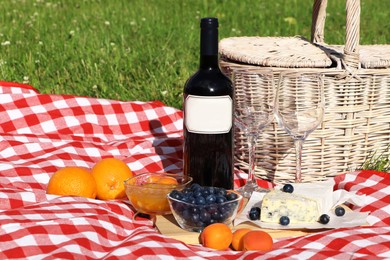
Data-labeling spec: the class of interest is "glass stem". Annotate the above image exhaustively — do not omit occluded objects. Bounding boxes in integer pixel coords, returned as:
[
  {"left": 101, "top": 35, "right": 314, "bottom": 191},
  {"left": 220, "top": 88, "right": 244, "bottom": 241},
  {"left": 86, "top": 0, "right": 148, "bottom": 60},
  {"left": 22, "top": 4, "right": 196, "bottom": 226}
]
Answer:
[
  {"left": 294, "top": 139, "right": 303, "bottom": 183},
  {"left": 247, "top": 134, "right": 258, "bottom": 185}
]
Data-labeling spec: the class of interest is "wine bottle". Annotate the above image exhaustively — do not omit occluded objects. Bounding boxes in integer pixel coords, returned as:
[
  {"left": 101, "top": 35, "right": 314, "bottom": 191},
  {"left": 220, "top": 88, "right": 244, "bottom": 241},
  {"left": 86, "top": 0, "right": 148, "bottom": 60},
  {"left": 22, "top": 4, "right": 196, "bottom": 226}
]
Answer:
[{"left": 183, "top": 17, "right": 234, "bottom": 190}]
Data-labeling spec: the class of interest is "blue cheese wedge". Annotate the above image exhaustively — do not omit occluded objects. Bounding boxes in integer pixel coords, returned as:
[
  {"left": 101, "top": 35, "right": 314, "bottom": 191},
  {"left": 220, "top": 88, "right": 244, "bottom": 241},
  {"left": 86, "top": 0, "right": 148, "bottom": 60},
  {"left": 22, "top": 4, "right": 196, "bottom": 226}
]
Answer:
[{"left": 260, "top": 190, "right": 320, "bottom": 224}]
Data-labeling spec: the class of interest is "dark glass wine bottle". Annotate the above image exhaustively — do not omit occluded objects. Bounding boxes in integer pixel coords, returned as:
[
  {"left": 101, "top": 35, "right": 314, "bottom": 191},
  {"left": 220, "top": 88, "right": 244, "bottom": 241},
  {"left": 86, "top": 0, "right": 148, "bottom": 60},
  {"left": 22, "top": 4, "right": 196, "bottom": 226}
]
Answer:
[{"left": 183, "top": 17, "right": 234, "bottom": 190}]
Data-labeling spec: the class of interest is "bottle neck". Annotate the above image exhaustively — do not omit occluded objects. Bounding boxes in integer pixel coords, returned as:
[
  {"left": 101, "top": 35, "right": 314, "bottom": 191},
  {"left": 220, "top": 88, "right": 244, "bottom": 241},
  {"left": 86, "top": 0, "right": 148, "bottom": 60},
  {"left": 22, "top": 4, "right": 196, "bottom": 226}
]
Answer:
[
  {"left": 199, "top": 25, "right": 219, "bottom": 69},
  {"left": 200, "top": 55, "right": 219, "bottom": 69}
]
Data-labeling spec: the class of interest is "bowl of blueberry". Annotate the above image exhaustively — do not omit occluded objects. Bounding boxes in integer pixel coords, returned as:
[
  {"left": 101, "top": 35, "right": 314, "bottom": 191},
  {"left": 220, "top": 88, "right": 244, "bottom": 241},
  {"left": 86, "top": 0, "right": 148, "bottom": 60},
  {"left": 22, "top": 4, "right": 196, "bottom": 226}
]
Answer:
[{"left": 167, "top": 184, "right": 243, "bottom": 232}]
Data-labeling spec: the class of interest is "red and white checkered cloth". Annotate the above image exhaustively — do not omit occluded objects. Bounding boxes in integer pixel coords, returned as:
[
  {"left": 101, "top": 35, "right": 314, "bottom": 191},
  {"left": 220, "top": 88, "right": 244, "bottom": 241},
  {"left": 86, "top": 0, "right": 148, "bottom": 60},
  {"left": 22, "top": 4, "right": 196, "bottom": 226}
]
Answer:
[{"left": 0, "top": 82, "right": 389, "bottom": 259}]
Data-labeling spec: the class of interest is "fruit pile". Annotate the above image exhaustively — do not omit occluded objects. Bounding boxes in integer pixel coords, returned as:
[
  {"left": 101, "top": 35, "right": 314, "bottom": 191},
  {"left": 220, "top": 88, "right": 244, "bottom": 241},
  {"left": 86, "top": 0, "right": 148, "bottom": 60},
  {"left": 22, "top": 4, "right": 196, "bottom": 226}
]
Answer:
[
  {"left": 200, "top": 223, "right": 273, "bottom": 251},
  {"left": 168, "top": 184, "right": 242, "bottom": 231},
  {"left": 46, "top": 158, "right": 133, "bottom": 200}
]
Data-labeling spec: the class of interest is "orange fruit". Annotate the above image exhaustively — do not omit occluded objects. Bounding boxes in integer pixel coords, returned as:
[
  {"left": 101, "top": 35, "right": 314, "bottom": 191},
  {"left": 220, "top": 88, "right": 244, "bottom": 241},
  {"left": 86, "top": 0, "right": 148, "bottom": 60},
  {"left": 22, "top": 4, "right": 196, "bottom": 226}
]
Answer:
[
  {"left": 231, "top": 228, "right": 251, "bottom": 251},
  {"left": 46, "top": 166, "right": 97, "bottom": 199},
  {"left": 242, "top": 230, "right": 273, "bottom": 251},
  {"left": 200, "top": 223, "right": 233, "bottom": 250},
  {"left": 91, "top": 158, "right": 133, "bottom": 200}
]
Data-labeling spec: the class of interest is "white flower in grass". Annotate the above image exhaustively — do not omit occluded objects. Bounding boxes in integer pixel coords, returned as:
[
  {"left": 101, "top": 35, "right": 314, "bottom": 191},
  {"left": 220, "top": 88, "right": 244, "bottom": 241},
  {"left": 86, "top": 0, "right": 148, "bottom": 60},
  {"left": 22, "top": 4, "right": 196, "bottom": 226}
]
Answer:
[
  {"left": 69, "top": 30, "right": 75, "bottom": 36},
  {"left": 23, "top": 76, "right": 29, "bottom": 84},
  {"left": 38, "top": 41, "right": 43, "bottom": 45},
  {"left": 110, "top": 42, "right": 115, "bottom": 46},
  {"left": 105, "top": 21, "right": 110, "bottom": 26},
  {"left": 92, "top": 85, "right": 98, "bottom": 90},
  {"left": 130, "top": 21, "right": 136, "bottom": 26},
  {"left": 161, "top": 90, "right": 168, "bottom": 96},
  {"left": 1, "top": 41, "right": 10, "bottom": 46},
  {"left": 141, "top": 17, "right": 146, "bottom": 21}
]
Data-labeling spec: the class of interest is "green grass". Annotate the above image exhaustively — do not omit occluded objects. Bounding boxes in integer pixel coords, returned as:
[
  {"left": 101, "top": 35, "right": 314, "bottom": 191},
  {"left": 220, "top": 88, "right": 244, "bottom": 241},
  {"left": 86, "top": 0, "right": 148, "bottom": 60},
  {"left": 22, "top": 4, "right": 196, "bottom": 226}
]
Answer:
[
  {"left": 360, "top": 145, "right": 390, "bottom": 172},
  {"left": 1, "top": 0, "right": 389, "bottom": 109}
]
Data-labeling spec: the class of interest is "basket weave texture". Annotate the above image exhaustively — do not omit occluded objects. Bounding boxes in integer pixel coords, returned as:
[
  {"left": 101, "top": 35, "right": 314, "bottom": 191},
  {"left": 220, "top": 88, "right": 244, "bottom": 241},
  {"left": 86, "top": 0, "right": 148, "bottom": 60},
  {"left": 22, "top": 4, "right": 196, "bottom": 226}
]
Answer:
[{"left": 220, "top": 0, "right": 390, "bottom": 183}]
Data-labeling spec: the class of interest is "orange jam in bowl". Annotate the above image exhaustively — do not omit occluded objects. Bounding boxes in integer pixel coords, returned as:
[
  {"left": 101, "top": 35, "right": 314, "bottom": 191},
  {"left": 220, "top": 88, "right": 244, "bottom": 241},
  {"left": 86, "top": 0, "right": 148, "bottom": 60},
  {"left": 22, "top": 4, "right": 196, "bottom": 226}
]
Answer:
[{"left": 124, "top": 172, "right": 192, "bottom": 215}]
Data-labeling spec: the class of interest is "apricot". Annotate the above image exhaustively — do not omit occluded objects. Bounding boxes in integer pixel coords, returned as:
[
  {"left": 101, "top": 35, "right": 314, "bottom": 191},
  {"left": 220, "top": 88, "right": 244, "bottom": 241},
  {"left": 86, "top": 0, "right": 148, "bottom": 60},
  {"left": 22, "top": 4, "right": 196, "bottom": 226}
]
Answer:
[
  {"left": 200, "top": 223, "right": 233, "bottom": 250},
  {"left": 231, "top": 228, "right": 251, "bottom": 251},
  {"left": 242, "top": 230, "right": 273, "bottom": 251}
]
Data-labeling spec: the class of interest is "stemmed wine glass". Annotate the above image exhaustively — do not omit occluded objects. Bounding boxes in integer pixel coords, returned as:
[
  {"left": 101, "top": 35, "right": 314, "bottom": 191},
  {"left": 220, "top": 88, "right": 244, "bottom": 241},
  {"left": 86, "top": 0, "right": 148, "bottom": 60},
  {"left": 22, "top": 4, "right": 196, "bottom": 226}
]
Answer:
[
  {"left": 233, "top": 69, "right": 275, "bottom": 198},
  {"left": 274, "top": 72, "right": 324, "bottom": 182}
]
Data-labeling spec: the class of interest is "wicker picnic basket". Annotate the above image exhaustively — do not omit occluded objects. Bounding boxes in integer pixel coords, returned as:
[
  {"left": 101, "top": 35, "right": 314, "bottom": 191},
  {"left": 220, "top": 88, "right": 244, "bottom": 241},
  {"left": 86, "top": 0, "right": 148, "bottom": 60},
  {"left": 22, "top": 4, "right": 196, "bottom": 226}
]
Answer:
[{"left": 220, "top": 0, "right": 390, "bottom": 183}]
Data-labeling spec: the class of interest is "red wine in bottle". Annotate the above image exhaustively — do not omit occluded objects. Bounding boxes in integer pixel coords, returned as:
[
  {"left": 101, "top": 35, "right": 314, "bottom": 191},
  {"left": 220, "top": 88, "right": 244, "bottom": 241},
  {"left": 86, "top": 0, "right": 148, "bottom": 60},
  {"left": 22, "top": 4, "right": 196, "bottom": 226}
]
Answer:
[{"left": 183, "top": 17, "right": 234, "bottom": 190}]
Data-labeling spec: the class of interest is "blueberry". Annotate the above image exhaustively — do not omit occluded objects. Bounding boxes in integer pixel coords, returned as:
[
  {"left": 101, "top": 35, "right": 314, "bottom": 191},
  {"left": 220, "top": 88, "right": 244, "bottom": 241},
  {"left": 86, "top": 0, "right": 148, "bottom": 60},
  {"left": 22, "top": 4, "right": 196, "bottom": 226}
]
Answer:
[
  {"left": 206, "top": 186, "right": 215, "bottom": 194},
  {"left": 215, "top": 195, "right": 227, "bottom": 203},
  {"left": 169, "top": 190, "right": 183, "bottom": 200},
  {"left": 182, "top": 187, "right": 192, "bottom": 194},
  {"left": 215, "top": 188, "right": 227, "bottom": 197},
  {"left": 190, "top": 183, "right": 202, "bottom": 191},
  {"left": 190, "top": 206, "right": 200, "bottom": 215},
  {"left": 249, "top": 207, "right": 260, "bottom": 215},
  {"left": 202, "top": 189, "right": 211, "bottom": 197},
  {"left": 181, "top": 209, "right": 191, "bottom": 221},
  {"left": 172, "top": 201, "right": 185, "bottom": 212},
  {"left": 319, "top": 214, "right": 330, "bottom": 224},
  {"left": 191, "top": 213, "right": 200, "bottom": 223},
  {"left": 206, "top": 194, "right": 216, "bottom": 204},
  {"left": 188, "top": 196, "right": 196, "bottom": 204},
  {"left": 226, "top": 192, "right": 238, "bottom": 201},
  {"left": 249, "top": 211, "right": 260, "bottom": 220},
  {"left": 211, "top": 211, "right": 223, "bottom": 221},
  {"left": 282, "top": 184, "right": 294, "bottom": 193},
  {"left": 207, "top": 205, "right": 218, "bottom": 215},
  {"left": 195, "top": 196, "right": 206, "bottom": 205},
  {"left": 199, "top": 209, "right": 211, "bottom": 223},
  {"left": 218, "top": 205, "right": 230, "bottom": 219},
  {"left": 181, "top": 196, "right": 189, "bottom": 203},
  {"left": 335, "top": 206, "right": 345, "bottom": 217},
  {"left": 280, "top": 216, "right": 290, "bottom": 226},
  {"left": 249, "top": 207, "right": 261, "bottom": 220},
  {"left": 193, "top": 190, "right": 203, "bottom": 198}
]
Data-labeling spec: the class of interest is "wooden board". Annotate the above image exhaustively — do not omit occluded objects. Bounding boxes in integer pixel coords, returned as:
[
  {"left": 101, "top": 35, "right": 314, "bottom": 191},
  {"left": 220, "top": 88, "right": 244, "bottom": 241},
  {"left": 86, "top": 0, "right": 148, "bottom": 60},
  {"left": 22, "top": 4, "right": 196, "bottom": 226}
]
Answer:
[{"left": 155, "top": 214, "right": 322, "bottom": 245}]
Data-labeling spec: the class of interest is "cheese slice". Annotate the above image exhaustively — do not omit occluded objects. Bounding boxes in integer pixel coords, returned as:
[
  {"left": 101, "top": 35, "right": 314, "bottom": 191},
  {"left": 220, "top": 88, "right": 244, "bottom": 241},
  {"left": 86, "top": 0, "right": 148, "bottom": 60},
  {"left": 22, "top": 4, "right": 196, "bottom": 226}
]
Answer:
[{"left": 260, "top": 190, "right": 320, "bottom": 224}]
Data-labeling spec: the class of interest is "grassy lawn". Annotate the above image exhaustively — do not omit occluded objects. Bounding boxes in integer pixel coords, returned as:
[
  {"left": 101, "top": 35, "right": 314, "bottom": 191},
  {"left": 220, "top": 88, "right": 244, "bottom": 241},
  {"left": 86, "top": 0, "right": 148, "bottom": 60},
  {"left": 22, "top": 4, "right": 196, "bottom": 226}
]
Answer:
[{"left": 1, "top": 0, "right": 389, "bottom": 109}]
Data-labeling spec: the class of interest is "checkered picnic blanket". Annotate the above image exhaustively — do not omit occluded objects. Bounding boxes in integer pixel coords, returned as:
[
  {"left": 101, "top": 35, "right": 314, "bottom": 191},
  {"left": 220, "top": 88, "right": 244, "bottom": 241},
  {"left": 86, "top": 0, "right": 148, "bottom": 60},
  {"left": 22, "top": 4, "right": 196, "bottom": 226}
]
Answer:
[{"left": 0, "top": 82, "right": 389, "bottom": 259}]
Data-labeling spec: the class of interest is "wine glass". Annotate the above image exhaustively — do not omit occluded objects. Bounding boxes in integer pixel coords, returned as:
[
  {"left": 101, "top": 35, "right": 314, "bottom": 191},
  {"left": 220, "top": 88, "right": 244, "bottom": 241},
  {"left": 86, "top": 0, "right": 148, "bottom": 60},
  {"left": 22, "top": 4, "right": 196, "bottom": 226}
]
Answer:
[
  {"left": 274, "top": 72, "right": 324, "bottom": 183},
  {"left": 233, "top": 69, "right": 275, "bottom": 198}
]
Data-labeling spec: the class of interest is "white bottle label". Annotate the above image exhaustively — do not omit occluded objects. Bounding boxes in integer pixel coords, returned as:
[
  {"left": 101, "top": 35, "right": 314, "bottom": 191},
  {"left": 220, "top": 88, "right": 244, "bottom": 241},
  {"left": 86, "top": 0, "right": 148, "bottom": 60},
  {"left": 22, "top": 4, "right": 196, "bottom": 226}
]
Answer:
[{"left": 185, "top": 95, "right": 232, "bottom": 134}]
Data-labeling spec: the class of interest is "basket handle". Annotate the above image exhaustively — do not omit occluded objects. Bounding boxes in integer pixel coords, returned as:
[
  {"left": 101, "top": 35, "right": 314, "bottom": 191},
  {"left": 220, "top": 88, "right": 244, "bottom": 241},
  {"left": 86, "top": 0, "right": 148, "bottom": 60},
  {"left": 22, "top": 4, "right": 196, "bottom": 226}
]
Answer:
[{"left": 311, "top": 0, "right": 360, "bottom": 69}]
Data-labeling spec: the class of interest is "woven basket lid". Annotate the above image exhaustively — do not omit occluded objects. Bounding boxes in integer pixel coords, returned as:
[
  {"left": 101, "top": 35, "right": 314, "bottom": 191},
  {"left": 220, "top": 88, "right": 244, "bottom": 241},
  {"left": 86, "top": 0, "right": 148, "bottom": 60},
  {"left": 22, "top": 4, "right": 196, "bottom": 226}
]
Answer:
[
  {"left": 219, "top": 36, "right": 332, "bottom": 68},
  {"left": 322, "top": 44, "right": 390, "bottom": 69}
]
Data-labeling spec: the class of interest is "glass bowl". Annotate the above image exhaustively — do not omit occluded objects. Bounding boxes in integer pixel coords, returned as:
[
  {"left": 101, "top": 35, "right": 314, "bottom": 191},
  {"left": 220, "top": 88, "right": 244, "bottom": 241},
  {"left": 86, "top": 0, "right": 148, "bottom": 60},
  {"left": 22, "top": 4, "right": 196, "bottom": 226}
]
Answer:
[
  {"left": 124, "top": 172, "right": 192, "bottom": 215},
  {"left": 167, "top": 185, "right": 243, "bottom": 232}
]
